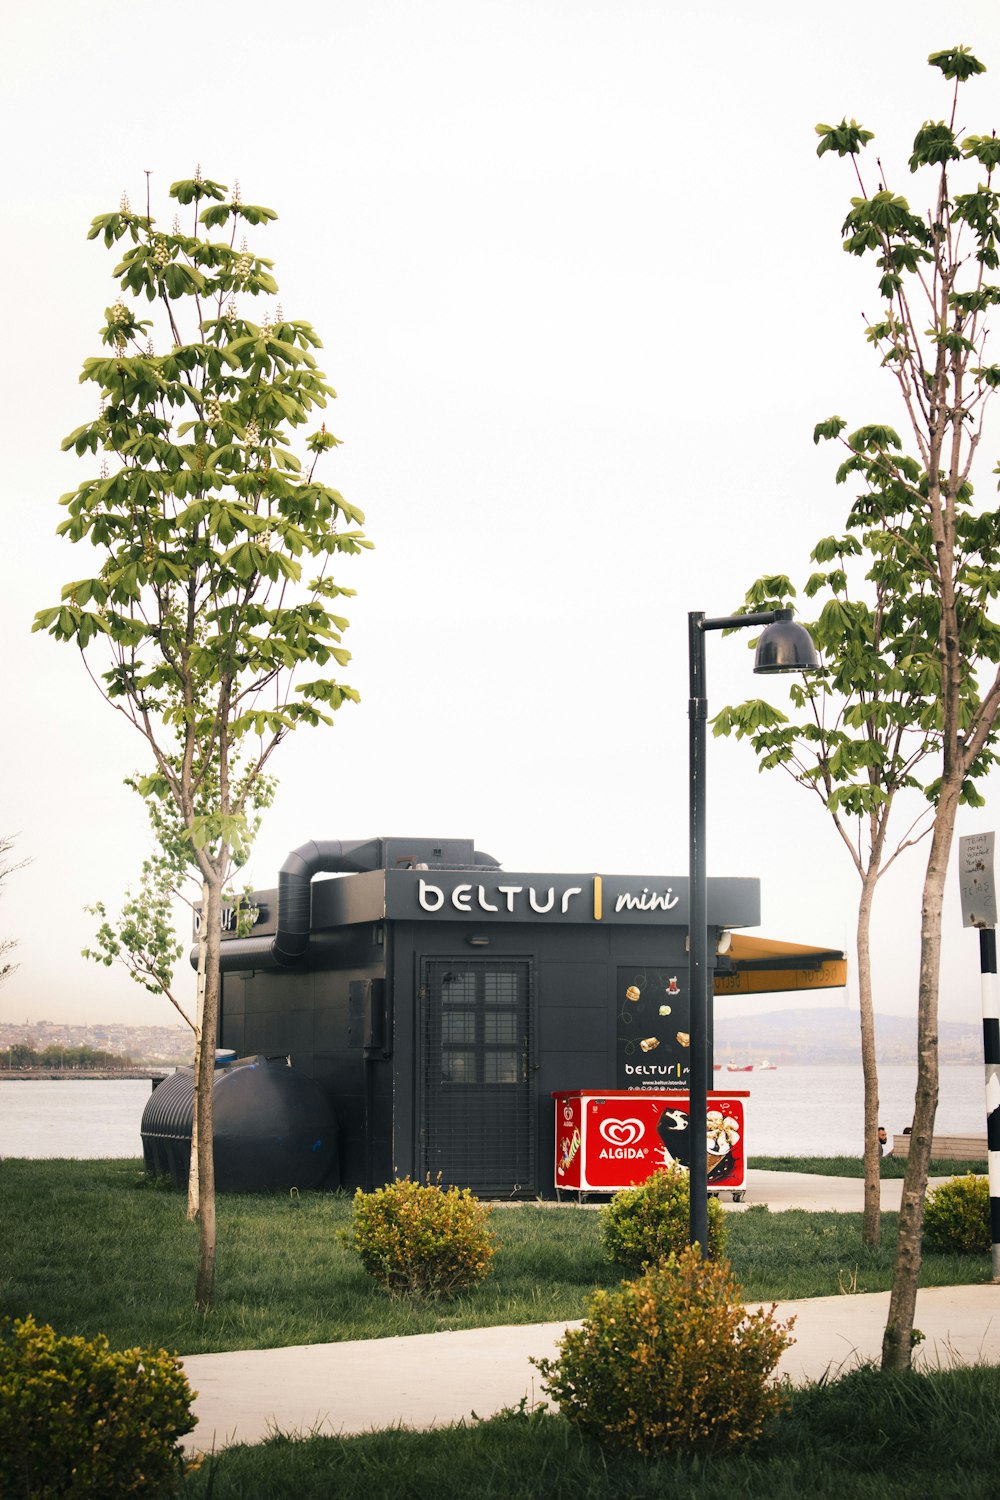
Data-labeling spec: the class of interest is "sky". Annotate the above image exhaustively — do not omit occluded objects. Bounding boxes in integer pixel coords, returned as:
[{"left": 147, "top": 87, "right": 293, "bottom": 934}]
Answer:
[{"left": 2, "top": 0, "right": 1000, "bottom": 1032}]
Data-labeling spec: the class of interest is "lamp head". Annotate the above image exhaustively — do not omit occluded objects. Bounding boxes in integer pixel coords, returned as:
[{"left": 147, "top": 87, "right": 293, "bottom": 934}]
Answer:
[{"left": 753, "top": 609, "right": 821, "bottom": 674}]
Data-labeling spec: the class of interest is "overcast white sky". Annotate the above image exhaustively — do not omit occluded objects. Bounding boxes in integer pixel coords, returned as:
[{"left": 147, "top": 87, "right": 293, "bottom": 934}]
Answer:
[{"left": 3, "top": 0, "right": 1000, "bottom": 1031}]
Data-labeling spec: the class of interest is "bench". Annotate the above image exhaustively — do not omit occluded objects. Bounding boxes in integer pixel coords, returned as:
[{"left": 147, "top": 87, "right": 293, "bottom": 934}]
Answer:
[{"left": 892, "top": 1133, "right": 986, "bottom": 1160}]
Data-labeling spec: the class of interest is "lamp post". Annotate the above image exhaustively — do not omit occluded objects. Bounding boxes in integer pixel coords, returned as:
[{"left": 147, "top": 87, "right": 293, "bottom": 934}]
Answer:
[{"left": 688, "top": 607, "right": 820, "bottom": 1251}]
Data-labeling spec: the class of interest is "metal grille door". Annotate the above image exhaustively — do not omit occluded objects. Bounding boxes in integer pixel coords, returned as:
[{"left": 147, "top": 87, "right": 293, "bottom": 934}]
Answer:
[{"left": 420, "top": 958, "right": 534, "bottom": 1196}]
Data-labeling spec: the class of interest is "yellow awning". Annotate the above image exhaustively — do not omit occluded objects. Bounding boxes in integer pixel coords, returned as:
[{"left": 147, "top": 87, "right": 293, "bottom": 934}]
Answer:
[{"left": 713, "top": 934, "right": 847, "bottom": 997}]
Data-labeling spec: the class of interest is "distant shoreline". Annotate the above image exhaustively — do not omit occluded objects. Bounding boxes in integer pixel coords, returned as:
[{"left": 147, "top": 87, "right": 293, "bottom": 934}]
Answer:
[{"left": 0, "top": 1071, "right": 168, "bottom": 1082}]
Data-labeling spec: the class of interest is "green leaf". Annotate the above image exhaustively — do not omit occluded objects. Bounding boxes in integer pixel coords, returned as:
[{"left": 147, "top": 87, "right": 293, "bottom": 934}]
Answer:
[
  {"left": 813, "top": 416, "right": 847, "bottom": 444},
  {"left": 963, "top": 135, "right": 1000, "bottom": 171},
  {"left": 169, "top": 176, "right": 228, "bottom": 205},
  {"left": 908, "top": 121, "right": 960, "bottom": 172},
  {"left": 816, "top": 119, "right": 874, "bottom": 158},
  {"left": 927, "top": 46, "right": 986, "bottom": 82}
]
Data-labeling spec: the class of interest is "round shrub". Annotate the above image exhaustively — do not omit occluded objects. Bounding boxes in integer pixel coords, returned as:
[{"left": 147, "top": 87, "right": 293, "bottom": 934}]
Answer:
[
  {"left": 0, "top": 1315, "right": 195, "bottom": 1499},
  {"left": 600, "top": 1163, "right": 726, "bottom": 1267},
  {"left": 341, "top": 1176, "right": 496, "bottom": 1298},
  {"left": 923, "top": 1173, "right": 990, "bottom": 1254},
  {"left": 533, "top": 1247, "right": 795, "bottom": 1457}
]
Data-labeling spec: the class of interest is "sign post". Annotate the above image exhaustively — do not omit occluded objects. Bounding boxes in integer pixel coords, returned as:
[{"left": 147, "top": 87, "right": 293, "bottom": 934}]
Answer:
[{"left": 958, "top": 832, "right": 1000, "bottom": 1282}]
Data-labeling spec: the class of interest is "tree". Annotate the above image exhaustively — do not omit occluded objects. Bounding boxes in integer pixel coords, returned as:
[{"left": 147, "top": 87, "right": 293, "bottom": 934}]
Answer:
[
  {"left": 35, "top": 169, "right": 370, "bottom": 1308},
  {"left": 83, "top": 773, "right": 267, "bottom": 1219},
  {"left": 724, "top": 45, "right": 1000, "bottom": 1369},
  {"left": 0, "top": 834, "right": 29, "bottom": 985},
  {"left": 714, "top": 514, "right": 972, "bottom": 1248}
]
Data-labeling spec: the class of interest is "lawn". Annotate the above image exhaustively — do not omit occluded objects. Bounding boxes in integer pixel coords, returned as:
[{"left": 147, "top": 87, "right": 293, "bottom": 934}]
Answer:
[
  {"left": 0, "top": 1159, "right": 990, "bottom": 1354},
  {"left": 179, "top": 1365, "right": 1000, "bottom": 1500},
  {"left": 754, "top": 1154, "right": 987, "bottom": 1179}
]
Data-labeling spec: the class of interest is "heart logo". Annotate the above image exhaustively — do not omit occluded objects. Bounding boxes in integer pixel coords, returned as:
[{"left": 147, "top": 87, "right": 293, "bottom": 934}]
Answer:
[{"left": 599, "top": 1118, "right": 644, "bottom": 1147}]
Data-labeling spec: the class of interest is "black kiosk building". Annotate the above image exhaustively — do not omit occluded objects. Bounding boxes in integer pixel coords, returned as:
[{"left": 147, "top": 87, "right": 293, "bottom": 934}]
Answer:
[{"left": 210, "top": 836, "right": 762, "bottom": 1199}]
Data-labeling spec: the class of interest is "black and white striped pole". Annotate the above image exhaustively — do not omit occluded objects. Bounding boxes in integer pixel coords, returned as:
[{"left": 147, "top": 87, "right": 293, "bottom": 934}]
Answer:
[
  {"left": 978, "top": 928, "right": 1000, "bottom": 1281},
  {"left": 959, "top": 832, "right": 1000, "bottom": 1282}
]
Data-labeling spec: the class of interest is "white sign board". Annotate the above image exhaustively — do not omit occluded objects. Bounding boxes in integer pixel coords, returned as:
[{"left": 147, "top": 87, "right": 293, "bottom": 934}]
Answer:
[{"left": 959, "top": 832, "right": 997, "bottom": 928}]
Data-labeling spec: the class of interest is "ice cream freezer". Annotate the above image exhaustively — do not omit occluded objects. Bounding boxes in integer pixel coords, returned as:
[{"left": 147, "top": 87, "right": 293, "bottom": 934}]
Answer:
[{"left": 553, "top": 1089, "right": 749, "bottom": 1199}]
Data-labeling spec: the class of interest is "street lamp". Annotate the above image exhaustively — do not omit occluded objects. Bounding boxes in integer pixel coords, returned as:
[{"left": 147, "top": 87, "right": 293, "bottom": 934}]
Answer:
[{"left": 688, "top": 607, "right": 820, "bottom": 1250}]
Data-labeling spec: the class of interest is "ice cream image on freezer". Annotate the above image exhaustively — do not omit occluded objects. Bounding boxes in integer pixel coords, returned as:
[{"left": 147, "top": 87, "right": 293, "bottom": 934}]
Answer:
[{"left": 656, "top": 1106, "right": 738, "bottom": 1183}]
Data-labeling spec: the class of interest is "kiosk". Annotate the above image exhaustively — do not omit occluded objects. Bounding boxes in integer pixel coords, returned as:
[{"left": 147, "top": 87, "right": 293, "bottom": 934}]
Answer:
[{"left": 204, "top": 836, "right": 842, "bottom": 1198}]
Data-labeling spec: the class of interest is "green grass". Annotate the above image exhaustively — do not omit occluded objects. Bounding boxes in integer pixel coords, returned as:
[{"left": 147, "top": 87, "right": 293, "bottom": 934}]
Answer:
[
  {"left": 0, "top": 1160, "right": 991, "bottom": 1354},
  {"left": 180, "top": 1365, "right": 1000, "bottom": 1499},
  {"left": 754, "top": 1154, "right": 988, "bottom": 1179}
]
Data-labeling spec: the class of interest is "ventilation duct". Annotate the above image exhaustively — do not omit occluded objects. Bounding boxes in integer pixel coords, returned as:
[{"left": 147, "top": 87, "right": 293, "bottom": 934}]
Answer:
[{"left": 190, "top": 837, "right": 500, "bottom": 973}]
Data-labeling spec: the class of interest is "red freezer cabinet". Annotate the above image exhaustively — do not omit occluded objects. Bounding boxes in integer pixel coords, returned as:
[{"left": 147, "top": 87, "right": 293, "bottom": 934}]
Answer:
[{"left": 552, "top": 1089, "right": 748, "bottom": 1197}]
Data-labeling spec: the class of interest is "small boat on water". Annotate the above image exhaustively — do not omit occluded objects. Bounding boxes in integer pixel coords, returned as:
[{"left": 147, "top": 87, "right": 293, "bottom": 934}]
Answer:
[
  {"left": 758, "top": 1059, "right": 777, "bottom": 1071},
  {"left": 726, "top": 1062, "right": 753, "bottom": 1072}
]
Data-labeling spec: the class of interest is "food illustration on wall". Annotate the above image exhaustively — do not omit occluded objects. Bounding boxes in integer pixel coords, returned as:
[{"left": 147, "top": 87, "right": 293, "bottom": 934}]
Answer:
[{"left": 616, "top": 968, "right": 690, "bottom": 1087}]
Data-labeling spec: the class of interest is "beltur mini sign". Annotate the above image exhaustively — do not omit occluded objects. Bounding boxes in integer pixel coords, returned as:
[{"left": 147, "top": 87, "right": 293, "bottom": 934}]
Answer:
[{"left": 382, "top": 870, "right": 761, "bottom": 928}]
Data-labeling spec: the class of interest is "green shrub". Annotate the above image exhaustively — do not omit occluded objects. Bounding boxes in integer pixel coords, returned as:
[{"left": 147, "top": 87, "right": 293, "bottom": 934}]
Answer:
[
  {"left": 600, "top": 1163, "right": 726, "bottom": 1267},
  {"left": 923, "top": 1173, "right": 990, "bottom": 1254},
  {"left": 0, "top": 1315, "right": 194, "bottom": 1498},
  {"left": 340, "top": 1176, "right": 496, "bottom": 1298},
  {"left": 533, "top": 1247, "right": 794, "bottom": 1457}
]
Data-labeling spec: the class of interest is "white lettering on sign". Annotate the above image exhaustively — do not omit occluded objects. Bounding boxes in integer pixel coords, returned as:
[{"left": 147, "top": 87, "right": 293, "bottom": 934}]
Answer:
[
  {"left": 412, "top": 880, "right": 599, "bottom": 920},
  {"left": 452, "top": 884, "right": 473, "bottom": 912},
  {"left": 615, "top": 887, "right": 679, "bottom": 914},
  {"left": 598, "top": 1146, "right": 648, "bottom": 1160},
  {"left": 196, "top": 904, "right": 263, "bottom": 935},
  {"left": 625, "top": 1062, "right": 684, "bottom": 1078},
  {"left": 418, "top": 879, "right": 445, "bottom": 911}
]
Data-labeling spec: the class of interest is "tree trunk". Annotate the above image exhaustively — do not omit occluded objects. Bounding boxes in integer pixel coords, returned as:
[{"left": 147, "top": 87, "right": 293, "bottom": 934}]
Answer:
[
  {"left": 857, "top": 871, "right": 882, "bottom": 1247},
  {"left": 881, "top": 783, "right": 958, "bottom": 1370},
  {"left": 186, "top": 897, "right": 209, "bottom": 1222},
  {"left": 194, "top": 875, "right": 221, "bottom": 1311}
]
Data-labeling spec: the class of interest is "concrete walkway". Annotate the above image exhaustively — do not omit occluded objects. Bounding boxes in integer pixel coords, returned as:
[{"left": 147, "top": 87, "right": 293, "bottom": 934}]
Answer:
[{"left": 177, "top": 1170, "right": 1000, "bottom": 1455}]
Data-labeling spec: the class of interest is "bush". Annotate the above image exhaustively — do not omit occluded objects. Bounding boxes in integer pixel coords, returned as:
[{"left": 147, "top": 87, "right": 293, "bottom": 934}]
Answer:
[
  {"left": 923, "top": 1173, "right": 990, "bottom": 1254},
  {"left": 0, "top": 1315, "right": 194, "bottom": 1498},
  {"left": 341, "top": 1176, "right": 496, "bottom": 1298},
  {"left": 600, "top": 1163, "right": 726, "bottom": 1267},
  {"left": 533, "top": 1247, "right": 794, "bottom": 1457}
]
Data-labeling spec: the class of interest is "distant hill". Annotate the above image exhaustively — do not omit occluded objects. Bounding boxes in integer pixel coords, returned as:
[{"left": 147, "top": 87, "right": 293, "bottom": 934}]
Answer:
[
  {"left": 0, "top": 1021, "right": 193, "bottom": 1067},
  {"left": 713, "top": 1007, "right": 980, "bottom": 1065},
  {"left": 1, "top": 1011, "right": 980, "bottom": 1069}
]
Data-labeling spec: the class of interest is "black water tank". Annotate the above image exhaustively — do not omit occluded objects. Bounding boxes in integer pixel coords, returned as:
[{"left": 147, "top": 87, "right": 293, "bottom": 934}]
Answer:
[{"left": 140, "top": 1054, "right": 339, "bottom": 1192}]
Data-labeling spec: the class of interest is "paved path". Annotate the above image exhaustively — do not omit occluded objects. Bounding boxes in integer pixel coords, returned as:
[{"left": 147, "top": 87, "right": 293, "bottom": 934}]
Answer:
[
  {"left": 180, "top": 1285, "right": 1000, "bottom": 1454},
  {"left": 178, "top": 1171, "right": 1000, "bottom": 1455}
]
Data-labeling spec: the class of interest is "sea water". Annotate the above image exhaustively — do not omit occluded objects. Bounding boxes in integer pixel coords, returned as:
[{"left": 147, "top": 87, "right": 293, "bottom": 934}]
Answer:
[{"left": 0, "top": 1065, "right": 988, "bottom": 1162}]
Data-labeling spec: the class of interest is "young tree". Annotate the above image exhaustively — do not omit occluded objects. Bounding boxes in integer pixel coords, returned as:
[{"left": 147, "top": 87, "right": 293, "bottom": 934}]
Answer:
[
  {"left": 713, "top": 513, "right": 973, "bottom": 1248},
  {"left": 82, "top": 775, "right": 263, "bottom": 1220},
  {"left": 0, "top": 834, "right": 29, "bottom": 985},
  {"left": 35, "top": 170, "right": 370, "bottom": 1308},
  {"left": 725, "top": 46, "right": 1000, "bottom": 1369}
]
